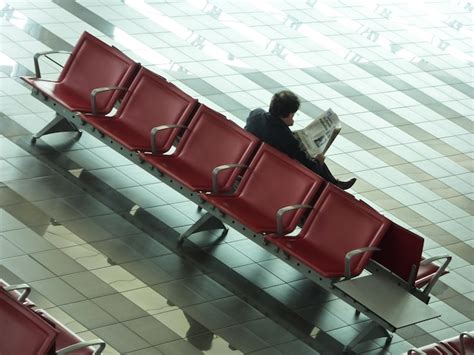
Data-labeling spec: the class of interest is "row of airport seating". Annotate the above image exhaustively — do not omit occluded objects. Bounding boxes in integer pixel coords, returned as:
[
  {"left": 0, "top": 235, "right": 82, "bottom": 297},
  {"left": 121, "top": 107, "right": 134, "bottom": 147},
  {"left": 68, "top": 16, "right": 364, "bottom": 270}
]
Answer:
[
  {"left": 17, "top": 31, "right": 452, "bottom": 352},
  {"left": 0, "top": 280, "right": 105, "bottom": 354},
  {"left": 408, "top": 331, "right": 473, "bottom": 354}
]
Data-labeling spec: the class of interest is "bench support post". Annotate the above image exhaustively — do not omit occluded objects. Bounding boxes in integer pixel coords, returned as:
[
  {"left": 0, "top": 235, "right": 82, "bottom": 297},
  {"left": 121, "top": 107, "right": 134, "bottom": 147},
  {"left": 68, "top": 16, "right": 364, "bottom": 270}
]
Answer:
[
  {"left": 344, "top": 321, "right": 392, "bottom": 353},
  {"left": 32, "top": 114, "right": 80, "bottom": 143},
  {"left": 178, "top": 212, "right": 227, "bottom": 244}
]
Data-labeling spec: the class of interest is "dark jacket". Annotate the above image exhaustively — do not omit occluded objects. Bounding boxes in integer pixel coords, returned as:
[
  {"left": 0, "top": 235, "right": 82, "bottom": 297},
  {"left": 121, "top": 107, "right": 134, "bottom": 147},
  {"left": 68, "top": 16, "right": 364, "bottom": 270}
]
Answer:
[{"left": 245, "top": 108, "right": 323, "bottom": 174}]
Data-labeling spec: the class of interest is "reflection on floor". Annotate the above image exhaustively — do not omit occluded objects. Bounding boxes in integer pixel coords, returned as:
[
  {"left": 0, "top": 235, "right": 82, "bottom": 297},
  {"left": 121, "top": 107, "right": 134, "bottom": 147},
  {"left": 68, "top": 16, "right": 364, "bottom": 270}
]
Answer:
[{"left": 0, "top": 0, "right": 472, "bottom": 354}]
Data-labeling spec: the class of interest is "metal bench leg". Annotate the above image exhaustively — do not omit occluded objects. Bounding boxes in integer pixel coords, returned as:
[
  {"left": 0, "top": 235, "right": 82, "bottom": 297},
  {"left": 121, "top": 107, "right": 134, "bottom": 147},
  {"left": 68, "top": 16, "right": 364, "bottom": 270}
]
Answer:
[
  {"left": 344, "top": 321, "right": 392, "bottom": 353},
  {"left": 31, "top": 113, "right": 81, "bottom": 143},
  {"left": 178, "top": 212, "right": 227, "bottom": 244}
]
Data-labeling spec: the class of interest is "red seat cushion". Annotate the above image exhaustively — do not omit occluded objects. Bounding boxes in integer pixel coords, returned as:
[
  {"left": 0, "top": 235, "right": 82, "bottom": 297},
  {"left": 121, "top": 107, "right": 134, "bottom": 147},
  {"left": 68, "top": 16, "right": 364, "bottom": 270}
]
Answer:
[
  {"left": 22, "top": 79, "right": 94, "bottom": 113},
  {"left": 267, "top": 185, "right": 390, "bottom": 278},
  {"left": 139, "top": 105, "right": 259, "bottom": 192},
  {"left": 22, "top": 31, "right": 138, "bottom": 114},
  {"left": 0, "top": 288, "right": 58, "bottom": 355},
  {"left": 201, "top": 144, "right": 323, "bottom": 234},
  {"left": 81, "top": 67, "right": 198, "bottom": 152}
]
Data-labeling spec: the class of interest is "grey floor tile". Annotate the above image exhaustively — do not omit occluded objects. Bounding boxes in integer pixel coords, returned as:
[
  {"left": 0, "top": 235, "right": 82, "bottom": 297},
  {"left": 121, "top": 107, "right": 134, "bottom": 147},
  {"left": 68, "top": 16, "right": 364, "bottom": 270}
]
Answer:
[
  {"left": 7, "top": 156, "right": 55, "bottom": 178},
  {"left": 62, "top": 218, "right": 116, "bottom": 242},
  {"left": 90, "top": 214, "right": 142, "bottom": 237},
  {"left": 6, "top": 175, "right": 84, "bottom": 201},
  {"left": 245, "top": 318, "right": 296, "bottom": 346},
  {"left": 31, "top": 249, "right": 86, "bottom": 276},
  {"left": 61, "top": 271, "right": 117, "bottom": 298},
  {"left": 155, "top": 338, "right": 202, "bottom": 355},
  {"left": 150, "top": 254, "right": 203, "bottom": 279},
  {"left": 91, "top": 237, "right": 151, "bottom": 264},
  {"left": 63, "top": 194, "right": 112, "bottom": 217},
  {"left": 29, "top": 277, "right": 86, "bottom": 305},
  {"left": 125, "top": 347, "right": 164, "bottom": 355},
  {"left": 216, "top": 325, "right": 270, "bottom": 353},
  {"left": 264, "top": 284, "right": 319, "bottom": 310},
  {"left": 0, "top": 208, "right": 26, "bottom": 231},
  {"left": 152, "top": 279, "right": 208, "bottom": 308},
  {"left": 92, "top": 293, "right": 148, "bottom": 322},
  {"left": 0, "top": 255, "right": 55, "bottom": 282},
  {"left": 124, "top": 316, "right": 181, "bottom": 346},
  {"left": 182, "top": 302, "right": 237, "bottom": 330},
  {"left": 275, "top": 340, "right": 320, "bottom": 355},
  {"left": 60, "top": 300, "right": 118, "bottom": 329},
  {"left": 228, "top": 239, "right": 276, "bottom": 262},
  {"left": 121, "top": 259, "right": 175, "bottom": 286},
  {"left": 204, "top": 242, "right": 255, "bottom": 268},
  {"left": 211, "top": 296, "right": 263, "bottom": 323},
  {"left": 0, "top": 186, "right": 25, "bottom": 206},
  {"left": 0, "top": 235, "right": 24, "bottom": 259},
  {"left": 234, "top": 264, "right": 284, "bottom": 289},
  {"left": 117, "top": 186, "right": 167, "bottom": 208},
  {"left": 3, "top": 202, "right": 52, "bottom": 227},
  {"left": 92, "top": 323, "right": 151, "bottom": 353},
  {"left": 33, "top": 198, "right": 85, "bottom": 222},
  {"left": 2, "top": 228, "right": 55, "bottom": 253},
  {"left": 259, "top": 259, "right": 304, "bottom": 283}
]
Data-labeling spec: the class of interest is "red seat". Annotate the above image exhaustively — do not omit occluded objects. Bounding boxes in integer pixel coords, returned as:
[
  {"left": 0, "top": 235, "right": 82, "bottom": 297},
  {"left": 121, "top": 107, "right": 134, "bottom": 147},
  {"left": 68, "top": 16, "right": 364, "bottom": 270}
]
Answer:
[
  {"left": 22, "top": 31, "right": 139, "bottom": 114},
  {"left": 408, "top": 344, "right": 451, "bottom": 354},
  {"left": 39, "top": 311, "right": 104, "bottom": 355},
  {"left": 0, "top": 280, "right": 105, "bottom": 354},
  {"left": 372, "top": 223, "right": 450, "bottom": 302},
  {"left": 441, "top": 331, "right": 474, "bottom": 355},
  {"left": 139, "top": 105, "right": 259, "bottom": 192},
  {"left": 408, "top": 332, "right": 474, "bottom": 355},
  {"left": 200, "top": 144, "right": 324, "bottom": 234},
  {"left": 80, "top": 67, "right": 199, "bottom": 152},
  {"left": 0, "top": 287, "right": 57, "bottom": 355},
  {"left": 266, "top": 184, "right": 390, "bottom": 278}
]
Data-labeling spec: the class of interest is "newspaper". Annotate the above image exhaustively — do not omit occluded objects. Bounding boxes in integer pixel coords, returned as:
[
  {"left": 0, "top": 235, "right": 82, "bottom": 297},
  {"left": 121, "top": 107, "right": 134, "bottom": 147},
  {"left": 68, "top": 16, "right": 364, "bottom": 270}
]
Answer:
[{"left": 293, "top": 108, "right": 341, "bottom": 157}]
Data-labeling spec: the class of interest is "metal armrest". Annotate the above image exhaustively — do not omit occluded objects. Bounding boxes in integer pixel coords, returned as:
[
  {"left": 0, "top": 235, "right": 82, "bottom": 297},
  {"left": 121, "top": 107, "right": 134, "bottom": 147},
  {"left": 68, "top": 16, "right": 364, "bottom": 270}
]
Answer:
[
  {"left": 150, "top": 124, "right": 187, "bottom": 154},
  {"left": 211, "top": 164, "right": 249, "bottom": 194},
  {"left": 276, "top": 205, "right": 313, "bottom": 236},
  {"left": 4, "top": 283, "right": 31, "bottom": 302},
  {"left": 419, "top": 254, "right": 452, "bottom": 295},
  {"left": 344, "top": 247, "right": 380, "bottom": 279},
  {"left": 460, "top": 332, "right": 473, "bottom": 355},
  {"left": 90, "top": 86, "right": 127, "bottom": 115},
  {"left": 57, "top": 339, "right": 106, "bottom": 355},
  {"left": 33, "top": 50, "right": 71, "bottom": 78}
]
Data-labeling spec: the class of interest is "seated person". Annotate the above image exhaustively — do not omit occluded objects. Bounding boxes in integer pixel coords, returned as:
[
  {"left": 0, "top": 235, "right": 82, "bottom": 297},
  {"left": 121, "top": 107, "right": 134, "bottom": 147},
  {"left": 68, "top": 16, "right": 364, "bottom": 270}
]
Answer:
[{"left": 245, "top": 90, "right": 356, "bottom": 190}]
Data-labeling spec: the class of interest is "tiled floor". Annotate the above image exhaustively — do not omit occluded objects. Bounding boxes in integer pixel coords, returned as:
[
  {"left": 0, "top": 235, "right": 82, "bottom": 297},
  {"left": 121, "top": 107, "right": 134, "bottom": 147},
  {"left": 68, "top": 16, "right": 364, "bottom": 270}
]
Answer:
[{"left": 0, "top": 0, "right": 472, "bottom": 354}]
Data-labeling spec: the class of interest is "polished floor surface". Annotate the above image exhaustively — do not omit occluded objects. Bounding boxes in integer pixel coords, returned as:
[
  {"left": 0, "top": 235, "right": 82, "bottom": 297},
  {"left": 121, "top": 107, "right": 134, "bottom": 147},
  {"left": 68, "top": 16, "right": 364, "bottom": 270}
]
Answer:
[{"left": 0, "top": 0, "right": 473, "bottom": 354}]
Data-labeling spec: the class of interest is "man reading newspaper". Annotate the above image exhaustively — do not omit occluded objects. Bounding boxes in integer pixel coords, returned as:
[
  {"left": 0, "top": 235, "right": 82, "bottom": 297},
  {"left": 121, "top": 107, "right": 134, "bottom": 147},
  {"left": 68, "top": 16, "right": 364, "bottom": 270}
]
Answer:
[
  {"left": 245, "top": 90, "right": 356, "bottom": 190},
  {"left": 293, "top": 108, "right": 341, "bottom": 159}
]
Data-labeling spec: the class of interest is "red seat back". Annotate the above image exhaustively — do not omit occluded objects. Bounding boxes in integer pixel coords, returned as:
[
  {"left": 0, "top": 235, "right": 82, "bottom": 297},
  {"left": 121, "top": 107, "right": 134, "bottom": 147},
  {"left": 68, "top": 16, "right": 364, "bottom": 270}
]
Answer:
[
  {"left": 58, "top": 31, "right": 139, "bottom": 114},
  {"left": 116, "top": 67, "right": 198, "bottom": 153},
  {"left": 0, "top": 288, "right": 57, "bottom": 355},
  {"left": 236, "top": 144, "right": 324, "bottom": 233},
  {"left": 175, "top": 105, "right": 260, "bottom": 192},
  {"left": 40, "top": 312, "right": 94, "bottom": 355},
  {"left": 372, "top": 223, "right": 424, "bottom": 283},
  {"left": 300, "top": 185, "right": 390, "bottom": 277}
]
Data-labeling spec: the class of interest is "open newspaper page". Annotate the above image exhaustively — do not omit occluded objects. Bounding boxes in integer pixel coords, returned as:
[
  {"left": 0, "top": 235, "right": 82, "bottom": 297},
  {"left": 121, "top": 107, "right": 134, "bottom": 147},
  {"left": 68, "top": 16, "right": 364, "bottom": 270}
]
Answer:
[{"left": 293, "top": 108, "right": 341, "bottom": 157}]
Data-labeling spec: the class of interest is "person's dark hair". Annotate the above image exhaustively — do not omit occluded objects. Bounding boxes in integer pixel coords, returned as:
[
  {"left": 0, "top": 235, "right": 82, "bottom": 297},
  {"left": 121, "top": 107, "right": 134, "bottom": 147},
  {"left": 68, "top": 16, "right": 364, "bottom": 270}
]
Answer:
[{"left": 269, "top": 90, "right": 300, "bottom": 119}]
